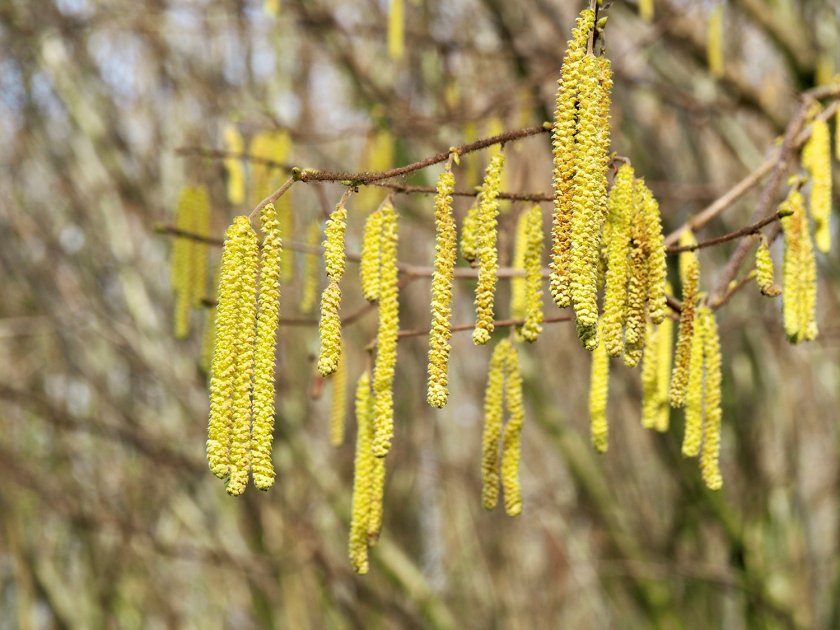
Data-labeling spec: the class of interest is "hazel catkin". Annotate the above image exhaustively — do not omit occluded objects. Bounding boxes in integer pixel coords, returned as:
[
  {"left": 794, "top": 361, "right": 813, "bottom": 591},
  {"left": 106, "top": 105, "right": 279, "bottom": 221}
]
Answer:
[
  {"left": 222, "top": 125, "right": 246, "bottom": 205},
  {"left": 317, "top": 281, "right": 342, "bottom": 377},
  {"left": 501, "top": 343, "right": 525, "bottom": 516},
  {"left": 602, "top": 164, "right": 635, "bottom": 357},
  {"left": 360, "top": 208, "right": 384, "bottom": 302},
  {"left": 481, "top": 339, "right": 509, "bottom": 510},
  {"left": 699, "top": 306, "right": 723, "bottom": 490},
  {"left": 755, "top": 236, "right": 781, "bottom": 297},
  {"left": 682, "top": 302, "right": 707, "bottom": 458},
  {"left": 589, "top": 319, "right": 610, "bottom": 453},
  {"left": 460, "top": 202, "right": 480, "bottom": 265},
  {"left": 670, "top": 232, "right": 700, "bottom": 408},
  {"left": 473, "top": 152, "right": 505, "bottom": 345},
  {"left": 803, "top": 117, "right": 832, "bottom": 253},
  {"left": 349, "top": 372, "right": 374, "bottom": 574},
  {"left": 329, "top": 346, "right": 347, "bottom": 447},
  {"left": 520, "top": 205, "right": 545, "bottom": 342},
  {"left": 781, "top": 188, "right": 818, "bottom": 343}
]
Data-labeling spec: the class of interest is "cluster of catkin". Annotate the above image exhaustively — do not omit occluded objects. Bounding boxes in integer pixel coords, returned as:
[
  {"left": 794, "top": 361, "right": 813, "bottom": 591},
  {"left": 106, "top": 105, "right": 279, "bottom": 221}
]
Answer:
[
  {"left": 481, "top": 339, "right": 525, "bottom": 517},
  {"left": 207, "top": 204, "right": 283, "bottom": 495},
  {"left": 171, "top": 185, "right": 210, "bottom": 339}
]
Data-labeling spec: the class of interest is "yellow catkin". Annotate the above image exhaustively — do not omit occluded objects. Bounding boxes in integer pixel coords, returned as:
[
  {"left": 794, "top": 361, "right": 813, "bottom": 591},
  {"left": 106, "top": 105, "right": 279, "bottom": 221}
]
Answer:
[
  {"left": 371, "top": 204, "right": 399, "bottom": 458},
  {"left": 623, "top": 182, "right": 649, "bottom": 368},
  {"left": 639, "top": 0, "right": 654, "bottom": 22},
  {"left": 670, "top": 233, "right": 700, "bottom": 407},
  {"left": 707, "top": 3, "right": 724, "bottom": 78},
  {"left": 427, "top": 167, "right": 457, "bottom": 408},
  {"left": 781, "top": 189, "right": 819, "bottom": 343},
  {"left": 360, "top": 208, "right": 384, "bottom": 302},
  {"left": 640, "top": 181, "right": 668, "bottom": 324},
  {"left": 367, "top": 451, "right": 386, "bottom": 546},
  {"left": 329, "top": 349, "right": 347, "bottom": 447},
  {"left": 803, "top": 118, "right": 832, "bottom": 253},
  {"left": 300, "top": 221, "right": 320, "bottom": 314},
  {"left": 589, "top": 320, "right": 610, "bottom": 453},
  {"left": 317, "top": 281, "right": 342, "bottom": 376},
  {"left": 699, "top": 307, "right": 723, "bottom": 490},
  {"left": 225, "top": 219, "right": 259, "bottom": 497},
  {"left": 207, "top": 219, "right": 249, "bottom": 479},
  {"left": 192, "top": 189, "right": 211, "bottom": 306},
  {"left": 520, "top": 205, "right": 545, "bottom": 342},
  {"left": 501, "top": 343, "right": 525, "bottom": 516},
  {"left": 223, "top": 125, "right": 246, "bottom": 205},
  {"left": 640, "top": 322, "right": 659, "bottom": 430},
  {"left": 655, "top": 310, "right": 673, "bottom": 432},
  {"left": 473, "top": 152, "right": 505, "bottom": 345},
  {"left": 570, "top": 54, "right": 610, "bottom": 350},
  {"left": 510, "top": 211, "right": 530, "bottom": 325},
  {"left": 550, "top": 9, "right": 595, "bottom": 309},
  {"left": 323, "top": 202, "right": 348, "bottom": 282},
  {"left": 602, "top": 164, "right": 635, "bottom": 357},
  {"left": 349, "top": 372, "right": 374, "bottom": 574},
  {"left": 387, "top": 0, "right": 404, "bottom": 61},
  {"left": 460, "top": 202, "right": 481, "bottom": 264},
  {"left": 251, "top": 203, "right": 283, "bottom": 491},
  {"left": 755, "top": 236, "right": 781, "bottom": 296},
  {"left": 836, "top": 108, "right": 840, "bottom": 161},
  {"left": 481, "top": 339, "right": 509, "bottom": 510},
  {"left": 682, "top": 302, "right": 707, "bottom": 458}
]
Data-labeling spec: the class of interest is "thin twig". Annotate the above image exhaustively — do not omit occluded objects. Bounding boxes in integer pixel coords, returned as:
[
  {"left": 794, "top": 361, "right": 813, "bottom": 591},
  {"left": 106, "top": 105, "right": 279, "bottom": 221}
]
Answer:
[{"left": 666, "top": 212, "right": 785, "bottom": 254}]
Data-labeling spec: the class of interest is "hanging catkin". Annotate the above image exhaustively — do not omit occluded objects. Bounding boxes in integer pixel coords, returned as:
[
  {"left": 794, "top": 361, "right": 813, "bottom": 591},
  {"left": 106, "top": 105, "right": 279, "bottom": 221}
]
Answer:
[
  {"left": 699, "top": 306, "right": 723, "bottom": 490},
  {"left": 427, "top": 166, "right": 457, "bottom": 408},
  {"left": 640, "top": 181, "right": 668, "bottom": 325},
  {"left": 707, "top": 3, "right": 724, "bottom": 78},
  {"left": 481, "top": 339, "right": 509, "bottom": 510},
  {"left": 473, "top": 152, "right": 505, "bottom": 345},
  {"left": 640, "top": 322, "right": 659, "bottom": 430},
  {"left": 349, "top": 372, "right": 374, "bottom": 574},
  {"left": 387, "top": 0, "right": 404, "bottom": 61},
  {"left": 670, "top": 233, "right": 700, "bottom": 407},
  {"left": 460, "top": 202, "right": 481, "bottom": 264},
  {"left": 329, "top": 348, "right": 347, "bottom": 446},
  {"left": 501, "top": 343, "right": 525, "bottom": 516},
  {"left": 682, "top": 302, "right": 707, "bottom": 458},
  {"left": 654, "top": 309, "right": 673, "bottom": 432},
  {"left": 222, "top": 125, "right": 246, "bottom": 205},
  {"left": 781, "top": 188, "right": 818, "bottom": 343},
  {"left": 755, "top": 236, "right": 781, "bottom": 297},
  {"left": 360, "top": 208, "right": 384, "bottom": 302},
  {"left": 251, "top": 203, "right": 283, "bottom": 491},
  {"left": 602, "top": 164, "right": 635, "bottom": 357},
  {"left": 623, "top": 181, "right": 649, "bottom": 367},
  {"left": 550, "top": 9, "right": 595, "bottom": 309},
  {"left": 589, "top": 320, "right": 610, "bottom": 453},
  {"left": 639, "top": 0, "right": 653, "bottom": 21},
  {"left": 522, "top": 206, "right": 545, "bottom": 342},
  {"left": 367, "top": 447, "right": 386, "bottom": 545},
  {"left": 317, "top": 202, "right": 348, "bottom": 376},
  {"left": 511, "top": 211, "right": 530, "bottom": 327},
  {"left": 371, "top": 203, "right": 400, "bottom": 458},
  {"left": 803, "top": 117, "right": 832, "bottom": 253}
]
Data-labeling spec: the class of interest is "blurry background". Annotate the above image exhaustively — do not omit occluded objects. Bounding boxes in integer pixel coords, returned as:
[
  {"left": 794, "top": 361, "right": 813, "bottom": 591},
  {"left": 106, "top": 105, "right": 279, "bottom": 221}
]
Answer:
[{"left": 1, "top": 0, "right": 839, "bottom": 627}]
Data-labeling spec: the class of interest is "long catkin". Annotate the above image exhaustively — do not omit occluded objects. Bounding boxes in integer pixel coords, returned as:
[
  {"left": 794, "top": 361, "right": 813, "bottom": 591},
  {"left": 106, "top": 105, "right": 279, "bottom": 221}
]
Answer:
[
  {"left": 317, "top": 202, "right": 348, "bottom": 376},
  {"left": 623, "top": 181, "right": 650, "bottom": 367},
  {"left": 251, "top": 203, "right": 283, "bottom": 491},
  {"left": 699, "top": 307, "right": 723, "bottom": 490},
  {"left": 520, "top": 205, "right": 545, "bottom": 342},
  {"left": 803, "top": 117, "right": 832, "bottom": 253},
  {"left": 589, "top": 320, "right": 610, "bottom": 453},
  {"left": 654, "top": 310, "right": 674, "bottom": 432},
  {"left": 781, "top": 189, "right": 818, "bottom": 343},
  {"left": 602, "top": 164, "right": 634, "bottom": 357},
  {"left": 222, "top": 125, "right": 246, "bottom": 205},
  {"left": 755, "top": 236, "right": 780, "bottom": 297},
  {"left": 329, "top": 350, "right": 347, "bottom": 447},
  {"left": 349, "top": 372, "right": 374, "bottom": 574},
  {"left": 501, "top": 343, "right": 525, "bottom": 516},
  {"left": 427, "top": 167, "right": 457, "bottom": 408},
  {"left": 670, "top": 233, "right": 700, "bottom": 407},
  {"left": 473, "top": 153, "right": 505, "bottom": 345},
  {"left": 460, "top": 202, "right": 481, "bottom": 264},
  {"left": 481, "top": 339, "right": 509, "bottom": 510},
  {"left": 360, "top": 208, "right": 384, "bottom": 302},
  {"left": 682, "top": 305, "right": 706, "bottom": 458}
]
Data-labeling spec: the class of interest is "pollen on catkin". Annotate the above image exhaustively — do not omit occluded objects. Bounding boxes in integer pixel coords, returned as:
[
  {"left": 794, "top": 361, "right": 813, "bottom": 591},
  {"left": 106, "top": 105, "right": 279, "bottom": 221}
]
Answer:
[
  {"left": 460, "top": 202, "right": 481, "bottom": 265},
  {"left": 300, "top": 221, "right": 320, "bottom": 314},
  {"left": 670, "top": 233, "right": 700, "bottom": 408},
  {"left": 207, "top": 219, "right": 250, "bottom": 479},
  {"left": 803, "top": 117, "right": 832, "bottom": 253},
  {"left": 682, "top": 301, "right": 707, "bottom": 458},
  {"left": 699, "top": 306, "right": 723, "bottom": 490},
  {"left": 226, "top": 219, "right": 259, "bottom": 497},
  {"left": 223, "top": 125, "right": 246, "bottom": 205},
  {"left": 781, "top": 188, "right": 819, "bottom": 343},
  {"left": 520, "top": 205, "right": 545, "bottom": 342},
  {"left": 360, "top": 208, "right": 384, "bottom": 302},
  {"left": 371, "top": 203, "right": 400, "bottom": 458},
  {"left": 329, "top": 348, "right": 347, "bottom": 447},
  {"left": 707, "top": 3, "right": 724, "bottom": 78},
  {"left": 755, "top": 236, "right": 781, "bottom": 297},
  {"left": 602, "top": 164, "right": 635, "bottom": 357},
  {"left": 324, "top": 201, "right": 348, "bottom": 282},
  {"left": 481, "top": 339, "right": 509, "bottom": 510},
  {"left": 550, "top": 9, "right": 595, "bottom": 309},
  {"left": 426, "top": 167, "right": 457, "bottom": 408},
  {"left": 570, "top": 54, "right": 610, "bottom": 349},
  {"left": 623, "top": 184, "right": 649, "bottom": 368},
  {"left": 317, "top": 281, "right": 342, "bottom": 377},
  {"left": 589, "top": 320, "right": 610, "bottom": 453},
  {"left": 501, "top": 343, "right": 525, "bottom": 516},
  {"left": 349, "top": 372, "right": 374, "bottom": 574},
  {"left": 251, "top": 203, "right": 283, "bottom": 491},
  {"left": 473, "top": 152, "right": 505, "bottom": 345}
]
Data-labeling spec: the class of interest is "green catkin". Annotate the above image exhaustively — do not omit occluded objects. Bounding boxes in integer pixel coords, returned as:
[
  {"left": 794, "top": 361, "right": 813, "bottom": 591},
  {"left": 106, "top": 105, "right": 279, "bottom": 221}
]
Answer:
[
  {"left": 371, "top": 204, "right": 400, "bottom": 458},
  {"left": 589, "top": 320, "right": 610, "bottom": 453},
  {"left": 317, "top": 281, "right": 342, "bottom": 377},
  {"left": 225, "top": 219, "right": 259, "bottom": 497},
  {"left": 520, "top": 205, "right": 545, "bottom": 342},
  {"left": 501, "top": 343, "right": 525, "bottom": 516},
  {"left": 550, "top": 9, "right": 596, "bottom": 309},
  {"left": 655, "top": 310, "right": 674, "bottom": 432},
  {"left": 473, "top": 152, "right": 505, "bottom": 345},
  {"left": 427, "top": 167, "right": 457, "bottom": 408},
  {"left": 699, "top": 307, "right": 723, "bottom": 490},
  {"left": 317, "top": 202, "right": 348, "bottom": 376},
  {"left": 329, "top": 348, "right": 347, "bottom": 446},
  {"left": 781, "top": 189, "right": 819, "bottom": 343},
  {"left": 602, "top": 164, "right": 635, "bottom": 357},
  {"left": 349, "top": 373, "right": 374, "bottom": 574},
  {"left": 300, "top": 221, "right": 320, "bottom": 314},
  {"left": 367, "top": 450, "right": 386, "bottom": 546},
  {"left": 755, "top": 236, "right": 781, "bottom": 297},
  {"left": 360, "top": 208, "right": 384, "bottom": 302},
  {"left": 803, "top": 117, "right": 832, "bottom": 253},
  {"left": 251, "top": 203, "right": 283, "bottom": 491},
  {"left": 460, "top": 202, "right": 481, "bottom": 264},
  {"left": 670, "top": 232, "right": 700, "bottom": 407},
  {"left": 207, "top": 219, "right": 250, "bottom": 479},
  {"left": 570, "top": 54, "right": 610, "bottom": 350},
  {"left": 481, "top": 339, "right": 509, "bottom": 510},
  {"left": 682, "top": 302, "right": 707, "bottom": 458}
]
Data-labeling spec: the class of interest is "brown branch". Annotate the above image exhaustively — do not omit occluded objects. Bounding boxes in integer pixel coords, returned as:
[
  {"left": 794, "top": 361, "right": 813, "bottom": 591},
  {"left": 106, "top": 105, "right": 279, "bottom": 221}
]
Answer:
[{"left": 666, "top": 212, "right": 785, "bottom": 254}]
